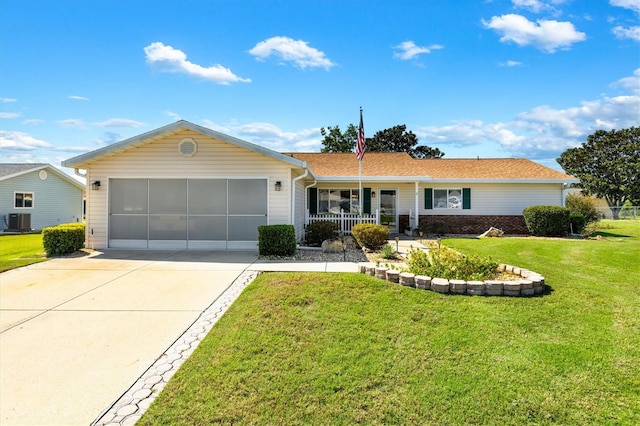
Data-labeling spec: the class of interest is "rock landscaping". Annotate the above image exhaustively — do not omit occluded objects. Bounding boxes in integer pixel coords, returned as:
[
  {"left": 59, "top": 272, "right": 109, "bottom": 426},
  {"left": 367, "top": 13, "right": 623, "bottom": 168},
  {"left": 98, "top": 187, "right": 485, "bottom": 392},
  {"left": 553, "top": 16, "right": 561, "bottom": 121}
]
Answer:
[{"left": 358, "top": 262, "right": 545, "bottom": 297}]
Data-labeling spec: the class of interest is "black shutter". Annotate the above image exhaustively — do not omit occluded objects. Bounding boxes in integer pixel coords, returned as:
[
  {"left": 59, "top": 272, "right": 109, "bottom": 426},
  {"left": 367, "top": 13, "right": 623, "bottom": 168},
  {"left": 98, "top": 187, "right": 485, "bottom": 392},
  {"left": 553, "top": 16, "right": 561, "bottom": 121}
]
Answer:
[
  {"left": 424, "top": 188, "right": 433, "bottom": 210},
  {"left": 462, "top": 188, "right": 471, "bottom": 209},
  {"left": 363, "top": 188, "right": 371, "bottom": 214},
  {"left": 309, "top": 188, "right": 318, "bottom": 214}
]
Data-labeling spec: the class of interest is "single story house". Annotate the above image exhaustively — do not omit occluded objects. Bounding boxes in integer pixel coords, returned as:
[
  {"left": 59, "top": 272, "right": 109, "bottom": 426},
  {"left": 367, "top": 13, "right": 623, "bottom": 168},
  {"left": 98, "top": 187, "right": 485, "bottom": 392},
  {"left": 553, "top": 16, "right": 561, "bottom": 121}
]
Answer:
[
  {"left": 0, "top": 163, "right": 85, "bottom": 231},
  {"left": 62, "top": 120, "right": 578, "bottom": 250}
]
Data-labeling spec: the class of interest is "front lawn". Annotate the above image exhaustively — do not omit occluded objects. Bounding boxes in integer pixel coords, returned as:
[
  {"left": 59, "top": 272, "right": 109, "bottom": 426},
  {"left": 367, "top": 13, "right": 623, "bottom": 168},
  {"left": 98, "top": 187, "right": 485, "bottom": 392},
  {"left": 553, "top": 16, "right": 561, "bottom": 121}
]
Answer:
[
  {"left": 0, "top": 233, "right": 47, "bottom": 272},
  {"left": 140, "top": 220, "right": 640, "bottom": 425}
]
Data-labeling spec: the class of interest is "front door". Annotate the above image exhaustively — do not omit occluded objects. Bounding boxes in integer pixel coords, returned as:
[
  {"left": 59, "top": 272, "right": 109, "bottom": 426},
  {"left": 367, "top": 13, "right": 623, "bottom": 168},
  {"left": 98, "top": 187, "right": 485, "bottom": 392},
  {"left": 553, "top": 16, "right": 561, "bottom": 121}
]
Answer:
[{"left": 379, "top": 189, "right": 397, "bottom": 233}]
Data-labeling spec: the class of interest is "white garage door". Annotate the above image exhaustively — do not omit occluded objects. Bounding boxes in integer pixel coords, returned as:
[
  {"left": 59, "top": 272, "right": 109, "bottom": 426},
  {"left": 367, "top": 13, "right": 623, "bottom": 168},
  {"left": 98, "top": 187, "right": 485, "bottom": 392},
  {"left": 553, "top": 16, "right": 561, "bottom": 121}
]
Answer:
[{"left": 109, "top": 178, "right": 267, "bottom": 250}]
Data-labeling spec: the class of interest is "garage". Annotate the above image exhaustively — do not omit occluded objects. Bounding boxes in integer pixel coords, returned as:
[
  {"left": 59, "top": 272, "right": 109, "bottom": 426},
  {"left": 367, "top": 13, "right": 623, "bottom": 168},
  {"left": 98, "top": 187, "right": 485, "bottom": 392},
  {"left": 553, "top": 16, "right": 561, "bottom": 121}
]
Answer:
[{"left": 109, "top": 178, "right": 267, "bottom": 250}]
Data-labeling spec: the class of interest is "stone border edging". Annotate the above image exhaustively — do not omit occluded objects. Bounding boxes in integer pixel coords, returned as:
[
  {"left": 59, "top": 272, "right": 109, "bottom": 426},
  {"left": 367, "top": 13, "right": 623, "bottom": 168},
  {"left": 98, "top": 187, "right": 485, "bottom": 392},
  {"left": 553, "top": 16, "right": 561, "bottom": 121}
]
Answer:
[
  {"left": 92, "top": 271, "right": 259, "bottom": 426},
  {"left": 359, "top": 263, "right": 545, "bottom": 297}
]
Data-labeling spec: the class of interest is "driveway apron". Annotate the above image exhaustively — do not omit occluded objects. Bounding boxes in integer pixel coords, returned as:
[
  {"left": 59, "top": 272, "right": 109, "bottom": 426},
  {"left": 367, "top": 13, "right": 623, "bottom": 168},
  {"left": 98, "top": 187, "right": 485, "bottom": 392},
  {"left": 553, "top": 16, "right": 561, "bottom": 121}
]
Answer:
[{"left": 0, "top": 250, "right": 257, "bottom": 426}]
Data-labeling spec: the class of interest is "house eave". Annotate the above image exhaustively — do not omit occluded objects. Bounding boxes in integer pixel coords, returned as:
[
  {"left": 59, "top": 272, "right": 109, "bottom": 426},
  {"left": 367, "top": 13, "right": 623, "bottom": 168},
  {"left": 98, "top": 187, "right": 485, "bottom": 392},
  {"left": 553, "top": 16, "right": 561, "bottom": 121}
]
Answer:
[{"left": 0, "top": 164, "right": 85, "bottom": 191}]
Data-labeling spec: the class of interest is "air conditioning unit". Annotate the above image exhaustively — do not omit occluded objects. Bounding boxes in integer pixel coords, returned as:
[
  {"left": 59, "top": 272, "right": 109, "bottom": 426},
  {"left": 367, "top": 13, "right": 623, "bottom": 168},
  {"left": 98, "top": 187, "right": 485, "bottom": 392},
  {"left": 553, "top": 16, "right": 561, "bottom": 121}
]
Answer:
[{"left": 8, "top": 213, "right": 31, "bottom": 231}]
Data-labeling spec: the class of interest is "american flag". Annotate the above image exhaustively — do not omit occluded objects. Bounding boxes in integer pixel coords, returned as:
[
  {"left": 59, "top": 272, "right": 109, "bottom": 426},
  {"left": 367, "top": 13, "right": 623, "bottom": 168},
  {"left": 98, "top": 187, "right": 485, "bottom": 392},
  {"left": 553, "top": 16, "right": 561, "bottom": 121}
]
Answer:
[{"left": 356, "top": 107, "right": 365, "bottom": 160}]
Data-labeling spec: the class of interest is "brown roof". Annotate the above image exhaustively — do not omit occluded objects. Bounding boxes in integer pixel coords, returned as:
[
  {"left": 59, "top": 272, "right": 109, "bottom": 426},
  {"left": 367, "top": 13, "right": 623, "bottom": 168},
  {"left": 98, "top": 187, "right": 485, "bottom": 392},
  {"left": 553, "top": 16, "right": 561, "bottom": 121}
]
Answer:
[{"left": 289, "top": 153, "right": 576, "bottom": 181}]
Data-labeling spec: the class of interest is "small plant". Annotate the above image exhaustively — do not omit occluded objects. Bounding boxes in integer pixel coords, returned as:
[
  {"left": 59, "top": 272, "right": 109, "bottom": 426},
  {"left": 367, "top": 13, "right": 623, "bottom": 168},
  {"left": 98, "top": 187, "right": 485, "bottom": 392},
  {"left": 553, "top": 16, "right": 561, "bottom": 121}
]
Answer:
[
  {"left": 258, "top": 225, "right": 296, "bottom": 256},
  {"left": 304, "top": 221, "right": 338, "bottom": 246},
  {"left": 565, "top": 193, "right": 599, "bottom": 224},
  {"left": 42, "top": 223, "right": 85, "bottom": 256},
  {"left": 352, "top": 223, "right": 389, "bottom": 251},
  {"left": 379, "top": 244, "right": 397, "bottom": 260},
  {"left": 522, "top": 205, "right": 570, "bottom": 237},
  {"left": 569, "top": 213, "right": 586, "bottom": 234}
]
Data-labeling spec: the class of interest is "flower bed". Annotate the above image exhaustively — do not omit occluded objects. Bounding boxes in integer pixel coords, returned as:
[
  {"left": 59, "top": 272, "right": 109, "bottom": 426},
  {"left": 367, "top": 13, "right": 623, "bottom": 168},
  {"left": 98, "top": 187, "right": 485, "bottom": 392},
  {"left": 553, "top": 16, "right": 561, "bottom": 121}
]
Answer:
[{"left": 358, "top": 263, "right": 545, "bottom": 297}]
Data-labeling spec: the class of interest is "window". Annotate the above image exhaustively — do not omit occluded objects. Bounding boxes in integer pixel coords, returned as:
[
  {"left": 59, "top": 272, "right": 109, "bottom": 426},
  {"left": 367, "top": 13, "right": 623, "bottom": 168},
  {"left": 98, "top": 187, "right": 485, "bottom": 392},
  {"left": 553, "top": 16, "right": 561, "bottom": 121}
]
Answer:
[
  {"left": 15, "top": 192, "right": 34, "bottom": 208},
  {"left": 425, "top": 188, "right": 470, "bottom": 210},
  {"left": 434, "top": 189, "right": 462, "bottom": 209},
  {"left": 318, "top": 189, "right": 360, "bottom": 213}
]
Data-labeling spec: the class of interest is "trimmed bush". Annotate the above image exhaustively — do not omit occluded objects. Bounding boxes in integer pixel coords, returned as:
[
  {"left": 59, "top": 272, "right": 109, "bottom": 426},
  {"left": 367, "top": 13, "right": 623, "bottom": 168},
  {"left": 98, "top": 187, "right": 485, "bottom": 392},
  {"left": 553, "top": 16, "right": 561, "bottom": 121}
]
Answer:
[
  {"left": 305, "top": 221, "right": 338, "bottom": 246},
  {"left": 352, "top": 223, "right": 389, "bottom": 251},
  {"left": 569, "top": 213, "right": 586, "bottom": 234},
  {"left": 565, "top": 193, "right": 599, "bottom": 224},
  {"left": 523, "top": 205, "right": 571, "bottom": 237},
  {"left": 258, "top": 225, "right": 296, "bottom": 256},
  {"left": 42, "top": 223, "right": 85, "bottom": 256}
]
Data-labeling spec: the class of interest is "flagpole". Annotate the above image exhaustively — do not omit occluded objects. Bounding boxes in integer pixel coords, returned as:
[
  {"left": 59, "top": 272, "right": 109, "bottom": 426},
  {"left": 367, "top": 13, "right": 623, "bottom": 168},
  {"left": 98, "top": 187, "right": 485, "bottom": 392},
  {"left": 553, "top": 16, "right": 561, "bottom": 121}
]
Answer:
[
  {"left": 357, "top": 107, "right": 364, "bottom": 216},
  {"left": 359, "top": 154, "right": 363, "bottom": 216}
]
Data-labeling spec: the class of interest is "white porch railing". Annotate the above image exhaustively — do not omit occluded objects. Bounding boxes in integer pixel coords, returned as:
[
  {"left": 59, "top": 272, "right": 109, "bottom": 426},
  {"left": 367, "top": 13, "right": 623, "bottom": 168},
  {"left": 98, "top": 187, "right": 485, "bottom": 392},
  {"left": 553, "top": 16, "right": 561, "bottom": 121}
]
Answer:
[{"left": 306, "top": 209, "right": 379, "bottom": 234}]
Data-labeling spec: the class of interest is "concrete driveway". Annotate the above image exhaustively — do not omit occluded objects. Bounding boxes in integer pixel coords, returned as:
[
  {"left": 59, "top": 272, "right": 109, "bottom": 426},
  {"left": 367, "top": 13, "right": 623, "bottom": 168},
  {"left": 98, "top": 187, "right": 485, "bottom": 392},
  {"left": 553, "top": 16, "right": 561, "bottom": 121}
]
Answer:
[{"left": 0, "top": 250, "right": 258, "bottom": 426}]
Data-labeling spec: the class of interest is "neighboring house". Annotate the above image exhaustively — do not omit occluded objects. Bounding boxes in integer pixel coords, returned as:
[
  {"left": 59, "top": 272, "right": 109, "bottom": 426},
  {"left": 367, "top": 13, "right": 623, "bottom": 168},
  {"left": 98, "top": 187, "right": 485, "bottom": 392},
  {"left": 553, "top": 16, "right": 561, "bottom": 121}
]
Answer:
[
  {"left": 62, "top": 120, "right": 578, "bottom": 250},
  {"left": 0, "top": 163, "right": 85, "bottom": 231}
]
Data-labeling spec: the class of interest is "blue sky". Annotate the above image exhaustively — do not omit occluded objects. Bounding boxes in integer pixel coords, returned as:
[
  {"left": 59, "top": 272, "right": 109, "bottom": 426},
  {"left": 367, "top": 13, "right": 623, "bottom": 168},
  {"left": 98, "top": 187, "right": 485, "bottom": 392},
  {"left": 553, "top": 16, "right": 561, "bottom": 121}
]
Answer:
[{"left": 1, "top": 0, "right": 638, "bottom": 175}]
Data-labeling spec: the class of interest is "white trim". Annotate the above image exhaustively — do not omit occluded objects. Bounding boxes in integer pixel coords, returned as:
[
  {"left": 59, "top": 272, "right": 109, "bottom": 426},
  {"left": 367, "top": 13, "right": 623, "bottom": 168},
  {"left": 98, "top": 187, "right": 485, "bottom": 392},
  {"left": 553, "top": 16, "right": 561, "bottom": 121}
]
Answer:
[{"left": 13, "top": 191, "right": 34, "bottom": 209}]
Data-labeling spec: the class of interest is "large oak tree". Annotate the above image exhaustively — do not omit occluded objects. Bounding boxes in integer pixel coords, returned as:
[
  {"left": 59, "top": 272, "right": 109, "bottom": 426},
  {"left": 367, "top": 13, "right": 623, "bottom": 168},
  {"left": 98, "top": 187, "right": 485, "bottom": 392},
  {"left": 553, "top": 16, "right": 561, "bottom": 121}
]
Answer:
[{"left": 557, "top": 127, "right": 640, "bottom": 219}]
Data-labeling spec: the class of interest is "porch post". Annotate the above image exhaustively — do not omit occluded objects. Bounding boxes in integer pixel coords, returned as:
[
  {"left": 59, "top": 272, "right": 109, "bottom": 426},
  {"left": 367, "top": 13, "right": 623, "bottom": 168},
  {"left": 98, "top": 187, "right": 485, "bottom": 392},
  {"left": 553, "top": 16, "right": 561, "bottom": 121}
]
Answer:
[{"left": 414, "top": 181, "right": 420, "bottom": 230}]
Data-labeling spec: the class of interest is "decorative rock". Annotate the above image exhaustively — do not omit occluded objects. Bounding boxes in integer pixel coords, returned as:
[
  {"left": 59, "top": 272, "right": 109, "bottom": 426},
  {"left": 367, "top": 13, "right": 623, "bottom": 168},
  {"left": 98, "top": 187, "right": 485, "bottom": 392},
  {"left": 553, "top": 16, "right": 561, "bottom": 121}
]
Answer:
[
  {"left": 399, "top": 272, "right": 415, "bottom": 287},
  {"left": 343, "top": 236, "right": 358, "bottom": 250},
  {"left": 386, "top": 269, "right": 400, "bottom": 283},
  {"left": 322, "top": 239, "right": 344, "bottom": 253},
  {"left": 478, "top": 226, "right": 504, "bottom": 237},
  {"left": 485, "top": 280, "right": 504, "bottom": 296},
  {"left": 503, "top": 281, "right": 521, "bottom": 297},
  {"left": 375, "top": 267, "right": 388, "bottom": 279},
  {"left": 365, "top": 265, "right": 376, "bottom": 276},
  {"left": 415, "top": 275, "right": 431, "bottom": 290},
  {"left": 467, "top": 280, "right": 485, "bottom": 296},
  {"left": 431, "top": 277, "right": 450, "bottom": 293},
  {"left": 449, "top": 279, "right": 467, "bottom": 294},
  {"left": 520, "top": 279, "right": 534, "bottom": 296}
]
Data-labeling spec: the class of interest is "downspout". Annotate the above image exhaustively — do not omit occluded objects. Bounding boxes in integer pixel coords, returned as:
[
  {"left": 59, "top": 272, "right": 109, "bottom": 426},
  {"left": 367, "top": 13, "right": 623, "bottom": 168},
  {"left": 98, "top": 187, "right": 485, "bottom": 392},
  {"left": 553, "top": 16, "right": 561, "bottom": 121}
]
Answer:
[
  {"left": 74, "top": 168, "right": 87, "bottom": 178},
  {"left": 74, "top": 169, "right": 92, "bottom": 249},
  {"left": 414, "top": 181, "right": 420, "bottom": 230},
  {"left": 291, "top": 167, "right": 311, "bottom": 237}
]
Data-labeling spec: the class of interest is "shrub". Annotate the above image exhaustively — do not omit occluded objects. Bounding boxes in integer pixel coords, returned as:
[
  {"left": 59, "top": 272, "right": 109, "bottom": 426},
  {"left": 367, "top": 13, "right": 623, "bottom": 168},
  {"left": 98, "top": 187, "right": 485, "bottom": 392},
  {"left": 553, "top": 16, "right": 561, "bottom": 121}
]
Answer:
[
  {"left": 258, "top": 225, "right": 296, "bottom": 256},
  {"left": 522, "top": 205, "right": 571, "bottom": 237},
  {"left": 379, "top": 244, "right": 397, "bottom": 260},
  {"left": 406, "top": 246, "right": 498, "bottom": 281},
  {"left": 305, "top": 221, "right": 338, "bottom": 246},
  {"left": 569, "top": 213, "right": 586, "bottom": 234},
  {"left": 352, "top": 223, "right": 389, "bottom": 251},
  {"left": 565, "top": 193, "right": 599, "bottom": 224},
  {"left": 42, "top": 223, "right": 85, "bottom": 256}
]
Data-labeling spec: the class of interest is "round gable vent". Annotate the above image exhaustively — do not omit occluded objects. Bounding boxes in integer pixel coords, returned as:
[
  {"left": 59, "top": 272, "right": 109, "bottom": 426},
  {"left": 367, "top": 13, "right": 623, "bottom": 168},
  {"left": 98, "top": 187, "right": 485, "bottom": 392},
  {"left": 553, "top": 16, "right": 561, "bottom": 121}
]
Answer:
[
  {"left": 178, "top": 138, "right": 197, "bottom": 157},
  {"left": 39, "top": 170, "right": 48, "bottom": 180}
]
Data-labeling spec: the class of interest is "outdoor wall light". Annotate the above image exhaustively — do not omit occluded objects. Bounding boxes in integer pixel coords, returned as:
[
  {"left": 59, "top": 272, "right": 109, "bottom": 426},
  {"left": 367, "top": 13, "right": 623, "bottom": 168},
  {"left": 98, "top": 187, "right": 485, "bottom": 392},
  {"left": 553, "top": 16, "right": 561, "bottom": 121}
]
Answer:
[
  {"left": 91, "top": 180, "right": 101, "bottom": 190},
  {"left": 275, "top": 181, "right": 282, "bottom": 191},
  {"left": 371, "top": 191, "right": 376, "bottom": 198}
]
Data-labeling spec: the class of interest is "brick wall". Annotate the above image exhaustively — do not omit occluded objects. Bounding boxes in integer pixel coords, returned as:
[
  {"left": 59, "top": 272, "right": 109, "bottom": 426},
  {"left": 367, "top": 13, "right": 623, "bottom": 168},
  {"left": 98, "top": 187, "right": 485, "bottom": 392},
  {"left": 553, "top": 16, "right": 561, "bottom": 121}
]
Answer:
[{"left": 417, "top": 215, "right": 528, "bottom": 235}]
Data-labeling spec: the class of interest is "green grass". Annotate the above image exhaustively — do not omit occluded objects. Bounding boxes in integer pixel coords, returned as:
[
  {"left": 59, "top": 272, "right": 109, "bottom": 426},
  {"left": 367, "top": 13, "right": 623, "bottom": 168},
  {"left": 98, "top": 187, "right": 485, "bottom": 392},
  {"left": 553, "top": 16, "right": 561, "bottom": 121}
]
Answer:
[
  {"left": 0, "top": 233, "right": 48, "bottom": 272},
  {"left": 137, "top": 220, "right": 638, "bottom": 424}
]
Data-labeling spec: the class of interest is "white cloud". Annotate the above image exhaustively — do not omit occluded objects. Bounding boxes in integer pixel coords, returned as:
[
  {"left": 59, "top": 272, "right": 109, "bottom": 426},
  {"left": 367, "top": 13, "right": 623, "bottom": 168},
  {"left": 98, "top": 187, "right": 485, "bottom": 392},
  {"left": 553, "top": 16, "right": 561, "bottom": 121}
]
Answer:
[
  {"left": 611, "top": 0, "right": 640, "bottom": 14},
  {"left": 416, "top": 69, "right": 640, "bottom": 159},
  {"left": 613, "top": 68, "right": 640, "bottom": 94},
  {"left": 68, "top": 95, "right": 89, "bottom": 101},
  {"left": 202, "top": 119, "right": 322, "bottom": 152},
  {"left": 512, "top": 0, "right": 567, "bottom": 14},
  {"left": 249, "top": 36, "right": 335, "bottom": 70},
  {"left": 0, "top": 130, "right": 52, "bottom": 150},
  {"left": 93, "top": 118, "right": 146, "bottom": 128},
  {"left": 57, "top": 119, "right": 86, "bottom": 128},
  {"left": 0, "top": 112, "right": 21, "bottom": 119},
  {"left": 393, "top": 41, "right": 443, "bottom": 60},
  {"left": 482, "top": 14, "right": 586, "bottom": 53},
  {"left": 613, "top": 25, "right": 640, "bottom": 41},
  {"left": 0, "top": 97, "right": 17, "bottom": 103},
  {"left": 499, "top": 60, "right": 523, "bottom": 67},
  {"left": 144, "top": 42, "right": 251, "bottom": 85},
  {"left": 22, "top": 119, "right": 45, "bottom": 125},
  {"left": 165, "top": 111, "right": 181, "bottom": 120}
]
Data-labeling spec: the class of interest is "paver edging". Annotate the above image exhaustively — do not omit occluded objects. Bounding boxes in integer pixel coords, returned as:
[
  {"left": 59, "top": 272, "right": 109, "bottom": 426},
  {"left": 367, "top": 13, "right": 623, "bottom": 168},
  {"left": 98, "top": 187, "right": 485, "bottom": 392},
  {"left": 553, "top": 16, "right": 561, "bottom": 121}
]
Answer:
[{"left": 358, "top": 262, "right": 545, "bottom": 297}]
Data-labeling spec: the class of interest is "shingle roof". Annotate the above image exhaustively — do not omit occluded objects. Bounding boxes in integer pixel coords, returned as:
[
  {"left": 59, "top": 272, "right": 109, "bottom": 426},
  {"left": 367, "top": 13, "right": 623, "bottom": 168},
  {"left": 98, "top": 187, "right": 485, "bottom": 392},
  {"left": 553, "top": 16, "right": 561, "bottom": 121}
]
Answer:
[
  {"left": 289, "top": 153, "right": 576, "bottom": 182},
  {"left": 0, "top": 163, "right": 48, "bottom": 178}
]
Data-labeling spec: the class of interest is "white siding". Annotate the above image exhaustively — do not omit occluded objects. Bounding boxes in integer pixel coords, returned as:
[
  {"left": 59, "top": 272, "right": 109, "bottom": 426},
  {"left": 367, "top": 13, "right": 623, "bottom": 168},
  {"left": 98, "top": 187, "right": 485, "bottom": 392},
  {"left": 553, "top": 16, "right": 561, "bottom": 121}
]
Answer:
[
  {"left": 84, "top": 130, "right": 296, "bottom": 249},
  {"left": 0, "top": 170, "right": 84, "bottom": 230},
  {"left": 419, "top": 183, "right": 564, "bottom": 216}
]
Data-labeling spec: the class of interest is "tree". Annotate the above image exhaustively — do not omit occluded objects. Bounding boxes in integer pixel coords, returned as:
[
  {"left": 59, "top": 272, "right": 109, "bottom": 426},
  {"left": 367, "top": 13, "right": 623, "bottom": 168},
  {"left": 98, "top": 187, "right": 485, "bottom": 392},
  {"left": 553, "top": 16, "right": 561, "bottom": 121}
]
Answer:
[
  {"left": 367, "top": 124, "right": 444, "bottom": 158},
  {"left": 557, "top": 127, "right": 640, "bottom": 219},
  {"left": 320, "top": 124, "right": 357, "bottom": 153}
]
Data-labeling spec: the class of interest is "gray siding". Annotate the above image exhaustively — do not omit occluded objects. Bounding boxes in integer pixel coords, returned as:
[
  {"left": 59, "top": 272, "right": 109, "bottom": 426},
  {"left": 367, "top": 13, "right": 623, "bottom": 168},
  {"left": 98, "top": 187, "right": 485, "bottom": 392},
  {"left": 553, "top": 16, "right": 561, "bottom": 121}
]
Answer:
[{"left": 0, "top": 170, "right": 84, "bottom": 230}]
